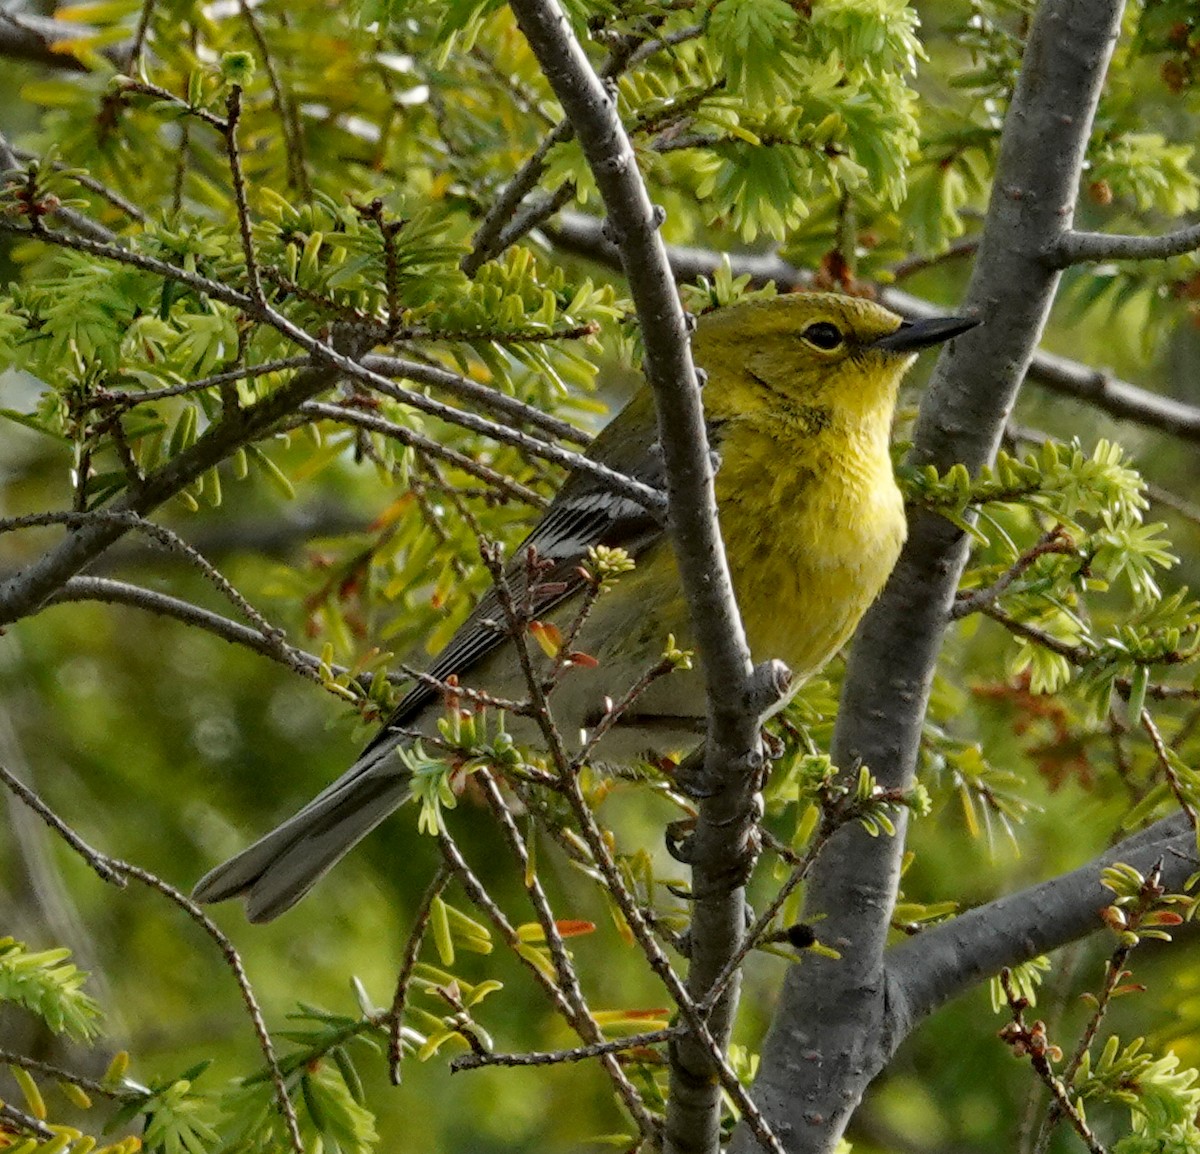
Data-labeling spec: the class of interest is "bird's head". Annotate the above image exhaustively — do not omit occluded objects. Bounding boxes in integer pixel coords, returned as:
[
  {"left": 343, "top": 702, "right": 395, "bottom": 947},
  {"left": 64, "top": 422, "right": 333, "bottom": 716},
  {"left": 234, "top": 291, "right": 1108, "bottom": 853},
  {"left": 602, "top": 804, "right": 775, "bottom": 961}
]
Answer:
[{"left": 693, "top": 292, "right": 977, "bottom": 432}]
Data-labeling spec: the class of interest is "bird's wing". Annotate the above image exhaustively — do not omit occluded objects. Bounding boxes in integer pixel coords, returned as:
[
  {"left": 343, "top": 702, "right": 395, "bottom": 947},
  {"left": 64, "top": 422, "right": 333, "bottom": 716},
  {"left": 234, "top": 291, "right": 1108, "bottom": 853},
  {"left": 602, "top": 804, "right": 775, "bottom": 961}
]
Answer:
[{"left": 360, "top": 390, "right": 684, "bottom": 752}]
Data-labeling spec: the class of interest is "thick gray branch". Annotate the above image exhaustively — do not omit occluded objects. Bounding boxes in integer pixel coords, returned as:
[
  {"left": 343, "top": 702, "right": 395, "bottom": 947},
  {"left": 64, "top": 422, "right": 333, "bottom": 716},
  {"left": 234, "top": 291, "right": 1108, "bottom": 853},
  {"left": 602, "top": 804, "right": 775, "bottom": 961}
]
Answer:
[
  {"left": 733, "top": 3, "right": 1125, "bottom": 1152},
  {"left": 504, "top": 4, "right": 768, "bottom": 1153},
  {"left": 548, "top": 211, "right": 801, "bottom": 288},
  {"left": 886, "top": 814, "right": 1195, "bottom": 1034},
  {"left": 507, "top": 3, "right": 750, "bottom": 703},
  {"left": 549, "top": 214, "right": 1200, "bottom": 449},
  {"left": 1053, "top": 222, "right": 1200, "bottom": 265}
]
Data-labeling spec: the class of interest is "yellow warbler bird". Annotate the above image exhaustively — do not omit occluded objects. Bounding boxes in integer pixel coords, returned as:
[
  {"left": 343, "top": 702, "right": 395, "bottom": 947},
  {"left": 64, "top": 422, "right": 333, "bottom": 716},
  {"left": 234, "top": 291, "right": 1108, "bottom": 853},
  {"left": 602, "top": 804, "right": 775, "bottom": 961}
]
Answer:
[{"left": 194, "top": 292, "right": 976, "bottom": 921}]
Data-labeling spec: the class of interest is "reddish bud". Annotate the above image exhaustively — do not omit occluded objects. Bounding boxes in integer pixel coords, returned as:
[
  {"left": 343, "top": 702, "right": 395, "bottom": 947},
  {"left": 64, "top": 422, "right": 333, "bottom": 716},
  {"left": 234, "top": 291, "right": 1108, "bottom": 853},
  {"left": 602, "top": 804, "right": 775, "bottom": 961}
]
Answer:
[{"left": 554, "top": 920, "right": 596, "bottom": 938}]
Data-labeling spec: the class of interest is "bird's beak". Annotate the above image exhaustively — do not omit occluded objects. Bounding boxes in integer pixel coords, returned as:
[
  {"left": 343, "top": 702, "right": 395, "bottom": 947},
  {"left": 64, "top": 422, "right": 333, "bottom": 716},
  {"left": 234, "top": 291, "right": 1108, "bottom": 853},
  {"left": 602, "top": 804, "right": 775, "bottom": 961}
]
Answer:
[{"left": 872, "top": 314, "right": 980, "bottom": 352}]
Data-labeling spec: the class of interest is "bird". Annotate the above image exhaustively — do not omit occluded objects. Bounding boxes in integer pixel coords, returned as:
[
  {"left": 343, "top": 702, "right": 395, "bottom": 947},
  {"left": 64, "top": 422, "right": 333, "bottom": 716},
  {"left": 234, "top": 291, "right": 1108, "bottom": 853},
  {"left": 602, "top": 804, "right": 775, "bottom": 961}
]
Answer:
[{"left": 193, "top": 291, "right": 977, "bottom": 922}]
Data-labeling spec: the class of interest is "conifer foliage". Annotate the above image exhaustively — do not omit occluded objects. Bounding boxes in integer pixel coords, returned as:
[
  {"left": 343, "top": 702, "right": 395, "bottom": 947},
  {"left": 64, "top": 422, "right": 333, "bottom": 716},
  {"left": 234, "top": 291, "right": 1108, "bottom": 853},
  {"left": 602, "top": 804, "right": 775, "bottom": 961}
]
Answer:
[{"left": 3, "top": 2, "right": 1200, "bottom": 1153}]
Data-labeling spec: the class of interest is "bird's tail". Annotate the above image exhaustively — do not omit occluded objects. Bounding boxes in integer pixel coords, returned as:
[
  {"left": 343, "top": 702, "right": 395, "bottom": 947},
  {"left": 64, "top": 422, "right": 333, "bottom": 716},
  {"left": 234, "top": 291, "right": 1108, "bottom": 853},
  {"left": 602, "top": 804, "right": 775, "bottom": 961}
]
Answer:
[{"left": 192, "top": 755, "right": 412, "bottom": 923}]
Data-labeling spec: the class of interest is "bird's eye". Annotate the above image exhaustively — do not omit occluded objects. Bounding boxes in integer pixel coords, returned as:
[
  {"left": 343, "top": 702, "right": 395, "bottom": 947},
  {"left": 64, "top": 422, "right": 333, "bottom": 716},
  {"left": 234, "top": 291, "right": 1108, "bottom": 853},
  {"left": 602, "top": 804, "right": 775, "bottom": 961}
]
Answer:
[{"left": 802, "top": 321, "right": 844, "bottom": 350}]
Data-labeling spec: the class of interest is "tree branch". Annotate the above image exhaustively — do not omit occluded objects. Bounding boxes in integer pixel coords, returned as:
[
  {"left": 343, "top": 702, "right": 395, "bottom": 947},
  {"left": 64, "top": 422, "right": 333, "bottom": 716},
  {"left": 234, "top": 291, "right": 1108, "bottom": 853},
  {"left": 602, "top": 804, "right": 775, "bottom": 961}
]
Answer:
[
  {"left": 0, "top": 1102, "right": 54, "bottom": 1141},
  {"left": 884, "top": 813, "right": 1194, "bottom": 1033},
  {"left": 463, "top": 118, "right": 575, "bottom": 276},
  {"left": 462, "top": 24, "right": 681, "bottom": 274},
  {"left": 474, "top": 770, "right": 659, "bottom": 1141},
  {"left": 42, "top": 575, "right": 327, "bottom": 682},
  {"left": 7, "top": 142, "right": 147, "bottom": 223},
  {"left": 299, "top": 401, "right": 549, "bottom": 508},
  {"left": 733, "top": 2, "right": 1125, "bottom": 1150},
  {"left": 0, "top": 134, "right": 120, "bottom": 245},
  {"left": 504, "top": 5, "right": 781, "bottom": 1152},
  {"left": 450, "top": 1028, "right": 678, "bottom": 1071},
  {"left": 1012, "top": 342, "right": 1200, "bottom": 443},
  {"left": 0, "top": 762, "right": 304, "bottom": 1154},
  {"left": 0, "top": 213, "right": 650, "bottom": 625},
  {"left": 0, "top": 354, "right": 346, "bottom": 626},
  {"left": 548, "top": 213, "right": 1200, "bottom": 450},
  {"left": 1052, "top": 221, "right": 1200, "bottom": 265},
  {"left": 360, "top": 353, "right": 591, "bottom": 445}
]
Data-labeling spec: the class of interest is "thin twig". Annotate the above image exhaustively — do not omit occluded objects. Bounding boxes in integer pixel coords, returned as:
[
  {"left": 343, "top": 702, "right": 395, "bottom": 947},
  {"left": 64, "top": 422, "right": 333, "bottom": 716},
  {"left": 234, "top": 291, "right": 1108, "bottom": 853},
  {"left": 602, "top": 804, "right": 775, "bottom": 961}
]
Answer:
[
  {"left": 118, "top": 79, "right": 228, "bottom": 131},
  {"left": 0, "top": 510, "right": 284, "bottom": 646},
  {"left": 488, "top": 183, "right": 576, "bottom": 256},
  {"left": 407, "top": 457, "right": 470, "bottom": 582},
  {"left": 238, "top": 0, "right": 310, "bottom": 197},
  {"left": 1034, "top": 866, "right": 1160, "bottom": 1153},
  {"left": 0, "top": 763, "right": 303, "bottom": 1154},
  {"left": 393, "top": 662, "right": 531, "bottom": 717},
  {"left": 981, "top": 604, "right": 1199, "bottom": 703},
  {"left": 571, "top": 655, "right": 678, "bottom": 768},
  {"left": 359, "top": 354, "right": 591, "bottom": 445},
  {"left": 463, "top": 120, "right": 576, "bottom": 276},
  {"left": 0, "top": 1051, "right": 131, "bottom": 1100},
  {"left": 299, "top": 401, "right": 548, "bottom": 509},
  {"left": 42, "top": 575, "right": 363, "bottom": 691},
  {"left": 980, "top": 604, "right": 1092, "bottom": 664},
  {"left": 475, "top": 769, "right": 659, "bottom": 1139},
  {"left": 0, "top": 1102, "right": 54, "bottom": 1140},
  {"left": 436, "top": 829, "right": 632, "bottom": 1057},
  {"left": 461, "top": 26, "right": 661, "bottom": 273},
  {"left": 1141, "top": 710, "right": 1200, "bottom": 835},
  {"left": 890, "top": 237, "right": 980, "bottom": 281},
  {"left": 338, "top": 371, "right": 652, "bottom": 509},
  {"left": 624, "top": 20, "right": 706, "bottom": 68},
  {"left": 998, "top": 969, "right": 1107, "bottom": 1154},
  {"left": 224, "top": 86, "right": 264, "bottom": 305},
  {"left": 83, "top": 358, "right": 309, "bottom": 411},
  {"left": 951, "top": 527, "right": 1076, "bottom": 619},
  {"left": 10, "top": 145, "right": 147, "bottom": 223},
  {"left": 0, "top": 219, "right": 250, "bottom": 308},
  {"left": 388, "top": 865, "right": 451, "bottom": 1083},
  {"left": 700, "top": 819, "right": 836, "bottom": 1014},
  {"left": 124, "top": 0, "right": 156, "bottom": 69},
  {"left": 451, "top": 1028, "right": 678, "bottom": 1071}
]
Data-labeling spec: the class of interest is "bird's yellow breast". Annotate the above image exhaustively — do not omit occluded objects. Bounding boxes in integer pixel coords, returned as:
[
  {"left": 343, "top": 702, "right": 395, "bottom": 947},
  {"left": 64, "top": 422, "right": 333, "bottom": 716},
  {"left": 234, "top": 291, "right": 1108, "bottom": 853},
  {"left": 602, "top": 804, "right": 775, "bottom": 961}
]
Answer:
[{"left": 714, "top": 412, "right": 907, "bottom": 682}]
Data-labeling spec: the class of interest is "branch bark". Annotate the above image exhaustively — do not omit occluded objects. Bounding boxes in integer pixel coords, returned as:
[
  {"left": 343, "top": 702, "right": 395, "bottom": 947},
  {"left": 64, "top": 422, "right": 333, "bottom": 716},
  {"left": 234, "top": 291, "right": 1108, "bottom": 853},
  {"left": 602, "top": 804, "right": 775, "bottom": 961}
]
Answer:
[
  {"left": 548, "top": 214, "right": 1200, "bottom": 450},
  {"left": 732, "top": 3, "right": 1125, "bottom": 1151},
  {"left": 1053, "top": 222, "right": 1200, "bottom": 264},
  {"left": 503, "top": 4, "right": 781, "bottom": 1152},
  {"left": 43, "top": 576, "right": 326, "bottom": 678},
  {"left": 886, "top": 813, "right": 1195, "bottom": 1033}
]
